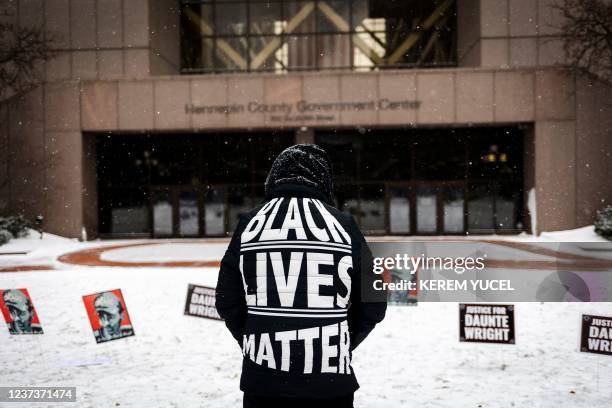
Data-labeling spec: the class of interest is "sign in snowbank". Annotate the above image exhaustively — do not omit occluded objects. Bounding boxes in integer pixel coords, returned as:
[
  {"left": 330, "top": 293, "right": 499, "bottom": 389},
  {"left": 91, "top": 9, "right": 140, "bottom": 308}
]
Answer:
[
  {"left": 184, "top": 284, "right": 222, "bottom": 321},
  {"left": 83, "top": 289, "right": 135, "bottom": 344},
  {"left": 459, "top": 304, "right": 515, "bottom": 344},
  {"left": 581, "top": 314, "right": 612, "bottom": 355}
]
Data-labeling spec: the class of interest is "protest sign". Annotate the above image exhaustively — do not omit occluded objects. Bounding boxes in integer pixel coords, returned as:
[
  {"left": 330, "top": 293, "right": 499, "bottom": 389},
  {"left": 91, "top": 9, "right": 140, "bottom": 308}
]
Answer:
[
  {"left": 580, "top": 314, "right": 612, "bottom": 356},
  {"left": 460, "top": 303, "right": 514, "bottom": 344},
  {"left": 83, "top": 289, "right": 134, "bottom": 344},
  {"left": 184, "top": 284, "right": 222, "bottom": 320},
  {"left": 0, "top": 288, "right": 43, "bottom": 334}
]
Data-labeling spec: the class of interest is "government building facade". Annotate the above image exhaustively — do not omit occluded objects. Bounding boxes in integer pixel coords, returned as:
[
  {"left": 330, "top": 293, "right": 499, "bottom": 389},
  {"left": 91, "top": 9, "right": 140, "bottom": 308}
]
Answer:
[{"left": 1, "top": 0, "right": 611, "bottom": 239}]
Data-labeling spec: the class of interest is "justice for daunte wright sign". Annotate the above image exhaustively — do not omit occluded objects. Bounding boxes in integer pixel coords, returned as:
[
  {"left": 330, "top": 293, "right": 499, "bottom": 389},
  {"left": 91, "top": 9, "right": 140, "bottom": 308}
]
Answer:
[
  {"left": 580, "top": 314, "right": 612, "bottom": 356},
  {"left": 459, "top": 303, "right": 515, "bottom": 344},
  {"left": 184, "top": 284, "right": 222, "bottom": 321}
]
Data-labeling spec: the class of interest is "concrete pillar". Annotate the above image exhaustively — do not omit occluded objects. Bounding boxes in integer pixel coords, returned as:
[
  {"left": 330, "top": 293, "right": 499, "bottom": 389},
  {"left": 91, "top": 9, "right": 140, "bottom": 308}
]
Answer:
[
  {"left": 149, "top": 0, "right": 181, "bottom": 75},
  {"left": 534, "top": 120, "right": 577, "bottom": 233},
  {"left": 457, "top": 0, "right": 481, "bottom": 66},
  {"left": 7, "top": 88, "right": 46, "bottom": 224},
  {"left": 522, "top": 125, "right": 536, "bottom": 234},
  {"left": 45, "top": 131, "right": 84, "bottom": 238},
  {"left": 0, "top": 103, "right": 9, "bottom": 215},
  {"left": 575, "top": 75, "right": 612, "bottom": 226},
  {"left": 82, "top": 133, "right": 99, "bottom": 240}
]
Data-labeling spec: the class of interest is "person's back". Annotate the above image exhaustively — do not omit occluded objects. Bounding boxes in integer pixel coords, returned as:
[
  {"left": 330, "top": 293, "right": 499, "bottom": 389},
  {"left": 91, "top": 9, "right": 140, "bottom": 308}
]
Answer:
[{"left": 216, "top": 144, "right": 387, "bottom": 408}]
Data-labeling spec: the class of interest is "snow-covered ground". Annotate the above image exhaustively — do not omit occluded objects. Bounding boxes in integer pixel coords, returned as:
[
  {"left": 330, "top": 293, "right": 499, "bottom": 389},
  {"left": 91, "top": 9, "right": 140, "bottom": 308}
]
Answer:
[{"left": 0, "top": 228, "right": 611, "bottom": 407}]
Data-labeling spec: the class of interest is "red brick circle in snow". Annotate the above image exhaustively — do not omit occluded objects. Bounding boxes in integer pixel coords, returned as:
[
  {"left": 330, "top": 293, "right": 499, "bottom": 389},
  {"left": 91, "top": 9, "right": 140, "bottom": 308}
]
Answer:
[{"left": 58, "top": 240, "right": 225, "bottom": 268}]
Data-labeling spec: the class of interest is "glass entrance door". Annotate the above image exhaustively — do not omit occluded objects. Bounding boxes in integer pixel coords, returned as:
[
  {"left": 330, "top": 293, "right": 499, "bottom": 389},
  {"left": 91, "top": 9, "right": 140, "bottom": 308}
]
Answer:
[
  {"left": 178, "top": 189, "right": 201, "bottom": 237},
  {"left": 151, "top": 188, "right": 174, "bottom": 237},
  {"left": 151, "top": 186, "right": 203, "bottom": 237},
  {"left": 388, "top": 185, "right": 411, "bottom": 234},
  {"left": 443, "top": 186, "right": 465, "bottom": 233},
  {"left": 416, "top": 184, "right": 438, "bottom": 234},
  {"left": 149, "top": 185, "right": 254, "bottom": 238},
  {"left": 385, "top": 182, "right": 467, "bottom": 235},
  {"left": 204, "top": 187, "right": 226, "bottom": 236}
]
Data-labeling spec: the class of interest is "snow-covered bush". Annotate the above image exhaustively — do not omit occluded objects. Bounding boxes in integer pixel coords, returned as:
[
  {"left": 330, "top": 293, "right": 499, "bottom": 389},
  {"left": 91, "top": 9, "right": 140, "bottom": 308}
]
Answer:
[
  {"left": 0, "top": 215, "right": 30, "bottom": 245},
  {"left": 0, "top": 229, "right": 11, "bottom": 245},
  {"left": 594, "top": 205, "right": 612, "bottom": 240}
]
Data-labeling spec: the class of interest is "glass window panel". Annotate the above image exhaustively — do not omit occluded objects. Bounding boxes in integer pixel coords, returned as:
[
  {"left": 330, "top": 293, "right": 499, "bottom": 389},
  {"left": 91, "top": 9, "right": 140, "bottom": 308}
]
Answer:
[
  {"left": 353, "top": 30, "right": 386, "bottom": 70},
  {"left": 249, "top": 36, "right": 286, "bottom": 72},
  {"left": 360, "top": 133, "right": 411, "bottom": 181},
  {"left": 286, "top": 35, "right": 317, "bottom": 69},
  {"left": 215, "top": 3, "right": 247, "bottom": 35},
  {"left": 352, "top": 0, "right": 388, "bottom": 65},
  {"left": 335, "top": 184, "right": 359, "bottom": 220},
  {"left": 205, "top": 187, "right": 226, "bottom": 236},
  {"left": 199, "top": 37, "right": 249, "bottom": 72},
  {"left": 180, "top": 4, "right": 213, "bottom": 70},
  {"left": 249, "top": 2, "right": 283, "bottom": 35},
  {"left": 283, "top": 2, "right": 316, "bottom": 34},
  {"left": 317, "top": 1, "right": 351, "bottom": 33},
  {"left": 351, "top": 0, "right": 369, "bottom": 28},
  {"left": 315, "top": 133, "right": 357, "bottom": 184},
  {"left": 149, "top": 142, "right": 198, "bottom": 185},
  {"left": 496, "top": 183, "right": 518, "bottom": 231},
  {"left": 199, "top": 37, "right": 218, "bottom": 71},
  {"left": 496, "top": 197, "right": 515, "bottom": 230},
  {"left": 153, "top": 190, "right": 173, "bottom": 236},
  {"left": 368, "top": 0, "right": 456, "bottom": 65},
  {"left": 468, "top": 130, "right": 523, "bottom": 180},
  {"left": 180, "top": 0, "right": 457, "bottom": 72},
  {"left": 97, "top": 141, "right": 150, "bottom": 186},
  {"left": 468, "top": 184, "right": 495, "bottom": 231},
  {"left": 416, "top": 185, "right": 437, "bottom": 233},
  {"left": 193, "top": 4, "right": 214, "bottom": 33},
  {"left": 414, "top": 133, "right": 466, "bottom": 180},
  {"left": 197, "top": 37, "right": 216, "bottom": 71},
  {"left": 228, "top": 186, "right": 252, "bottom": 233},
  {"left": 204, "top": 134, "right": 251, "bottom": 183},
  {"left": 110, "top": 189, "right": 150, "bottom": 234},
  {"left": 217, "top": 37, "right": 248, "bottom": 71},
  {"left": 341, "top": 198, "right": 360, "bottom": 219},
  {"left": 360, "top": 185, "right": 386, "bottom": 234},
  {"left": 179, "top": 191, "right": 200, "bottom": 236},
  {"left": 443, "top": 186, "right": 464, "bottom": 233},
  {"left": 318, "top": 34, "right": 351, "bottom": 68},
  {"left": 252, "top": 134, "right": 295, "bottom": 181},
  {"left": 389, "top": 187, "right": 411, "bottom": 234}
]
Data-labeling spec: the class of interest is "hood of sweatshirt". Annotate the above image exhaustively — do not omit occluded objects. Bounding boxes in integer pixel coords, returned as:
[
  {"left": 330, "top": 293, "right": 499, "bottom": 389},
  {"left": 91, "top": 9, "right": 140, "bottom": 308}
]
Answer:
[{"left": 264, "top": 144, "right": 334, "bottom": 204}]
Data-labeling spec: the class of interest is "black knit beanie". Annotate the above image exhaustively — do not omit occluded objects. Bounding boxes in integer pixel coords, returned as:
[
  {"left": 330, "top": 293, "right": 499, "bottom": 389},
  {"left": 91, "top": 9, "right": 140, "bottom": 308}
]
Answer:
[{"left": 264, "top": 144, "right": 333, "bottom": 203}]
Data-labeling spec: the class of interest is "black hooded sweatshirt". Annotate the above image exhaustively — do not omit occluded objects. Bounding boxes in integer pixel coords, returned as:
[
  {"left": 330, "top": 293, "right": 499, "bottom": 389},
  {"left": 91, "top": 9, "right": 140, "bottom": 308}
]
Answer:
[{"left": 215, "top": 144, "right": 387, "bottom": 398}]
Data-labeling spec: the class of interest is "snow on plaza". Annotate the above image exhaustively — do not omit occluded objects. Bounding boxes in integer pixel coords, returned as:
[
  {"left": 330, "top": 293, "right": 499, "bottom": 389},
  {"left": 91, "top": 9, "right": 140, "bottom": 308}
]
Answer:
[{"left": 1, "top": 229, "right": 611, "bottom": 407}]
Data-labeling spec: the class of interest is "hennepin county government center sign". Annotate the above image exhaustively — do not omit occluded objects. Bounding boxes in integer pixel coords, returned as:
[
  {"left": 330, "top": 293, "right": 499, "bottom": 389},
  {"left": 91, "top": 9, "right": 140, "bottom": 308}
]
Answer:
[{"left": 185, "top": 98, "right": 422, "bottom": 122}]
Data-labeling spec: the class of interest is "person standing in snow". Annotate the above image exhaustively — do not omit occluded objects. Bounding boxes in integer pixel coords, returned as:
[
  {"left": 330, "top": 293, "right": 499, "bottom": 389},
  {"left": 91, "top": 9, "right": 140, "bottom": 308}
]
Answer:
[{"left": 216, "top": 144, "right": 387, "bottom": 408}]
